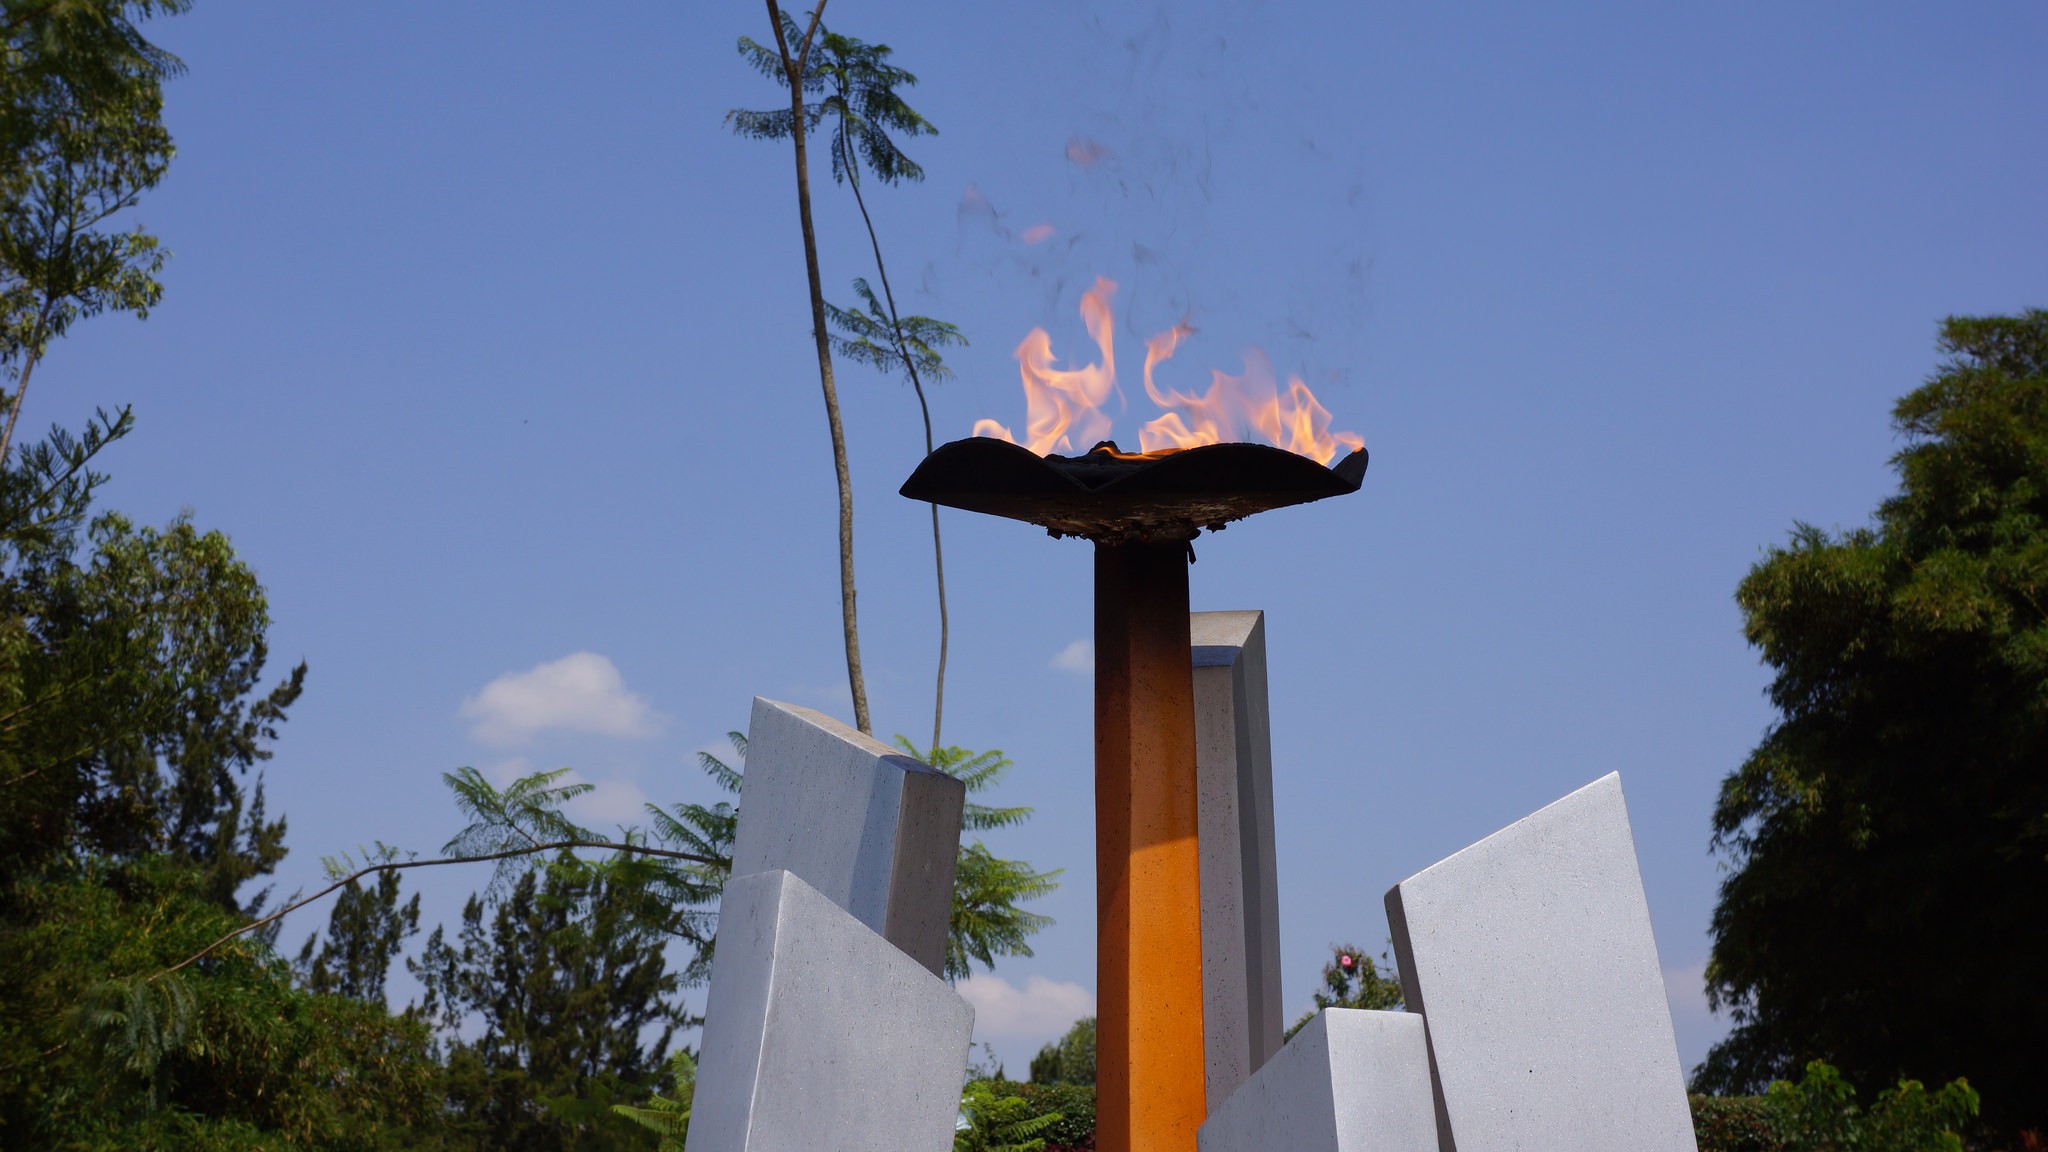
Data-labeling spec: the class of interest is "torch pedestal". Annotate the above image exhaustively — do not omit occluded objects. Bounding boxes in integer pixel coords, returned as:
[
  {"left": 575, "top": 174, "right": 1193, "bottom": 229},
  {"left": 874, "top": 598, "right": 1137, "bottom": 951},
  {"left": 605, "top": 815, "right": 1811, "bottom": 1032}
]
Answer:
[
  {"left": 1094, "top": 542, "right": 1207, "bottom": 1151},
  {"left": 901, "top": 438, "right": 1367, "bottom": 1152}
]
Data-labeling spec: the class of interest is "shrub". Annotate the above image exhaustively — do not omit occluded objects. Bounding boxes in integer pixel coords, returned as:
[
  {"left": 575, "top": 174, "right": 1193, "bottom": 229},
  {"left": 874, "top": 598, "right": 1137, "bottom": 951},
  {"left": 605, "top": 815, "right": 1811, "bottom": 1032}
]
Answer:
[
  {"left": 1014, "top": 1082, "right": 1095, "bottom": 1148},
  {"left": 1691, "top": 1094, "right": 1783, "bottom": 1152},
  {"left": 957, "top": 1079, "right": 1061, "bottom": 1152},
  {"left": 967, "top": 1079, "right": 1095, "bottom": 1151},
  {"left": 1691, "top": 1061, "right": 1981, "bottom": 1152}
]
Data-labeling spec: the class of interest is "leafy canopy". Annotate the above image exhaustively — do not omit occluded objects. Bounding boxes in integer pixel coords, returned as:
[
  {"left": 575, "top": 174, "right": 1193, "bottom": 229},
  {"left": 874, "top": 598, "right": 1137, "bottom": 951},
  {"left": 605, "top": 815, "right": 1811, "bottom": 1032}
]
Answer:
[
  {"left": 1700, "top": 310, "right": 2048, "bottom": 1137},
  {"left": 728, "top": 12, "right": 936, "bottom": 189},
  {"left": 2, "top": 0, "right": 186, "bottom": 461}
]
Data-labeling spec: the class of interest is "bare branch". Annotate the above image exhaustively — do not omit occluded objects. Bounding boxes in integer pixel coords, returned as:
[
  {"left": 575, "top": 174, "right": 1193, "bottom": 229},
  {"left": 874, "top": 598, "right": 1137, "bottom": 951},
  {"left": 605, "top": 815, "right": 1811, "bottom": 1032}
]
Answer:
[{"left": 154, "top": 839, "right": 717, "bottom": 981}]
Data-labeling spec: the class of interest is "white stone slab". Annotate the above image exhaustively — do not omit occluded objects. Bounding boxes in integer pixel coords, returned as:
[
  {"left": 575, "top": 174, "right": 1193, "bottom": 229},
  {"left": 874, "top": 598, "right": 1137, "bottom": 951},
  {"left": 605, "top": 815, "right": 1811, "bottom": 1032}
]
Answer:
[
  {"left": 686, "top": 869, "right": 974, "bottom": 1152},
  {"left": 1191, "top": 609, "right": 1285, "bottom": 1107},
  {"left": 1383, "top": 773, "right": 1697, "bottom": 1152},
  {"left": 1199, "top": 1008, "right": 1438, "bottom": 1152},
  {"left": 731, "top": 697, "right": 964, "bottom": 976}
]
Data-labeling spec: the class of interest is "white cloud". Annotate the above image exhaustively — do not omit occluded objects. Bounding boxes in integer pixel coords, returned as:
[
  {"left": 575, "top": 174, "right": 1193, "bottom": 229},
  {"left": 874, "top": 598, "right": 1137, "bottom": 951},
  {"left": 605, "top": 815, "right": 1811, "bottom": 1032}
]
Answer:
[
  {"left": 957, "top": 974, "right": 1095, "bottom": 1041},
  {"left": 460, "top": 652, "right": 663, "bottom": 746},
  {"left": 1051, "top": 639, "right": 1094, "bottom": 676},
  {"left": 570, "top": 775, "right": 654, "bottom": 826},
  {"left": 481, "top": 756, "right": 533, "bottom": 786}
]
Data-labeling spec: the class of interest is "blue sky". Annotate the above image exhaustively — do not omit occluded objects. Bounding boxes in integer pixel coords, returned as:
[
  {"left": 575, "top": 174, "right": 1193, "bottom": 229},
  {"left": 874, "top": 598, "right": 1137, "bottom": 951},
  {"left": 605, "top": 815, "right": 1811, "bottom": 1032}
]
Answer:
[{"left": 36, "top": 1, "right": 2048, "bottom": 1075}]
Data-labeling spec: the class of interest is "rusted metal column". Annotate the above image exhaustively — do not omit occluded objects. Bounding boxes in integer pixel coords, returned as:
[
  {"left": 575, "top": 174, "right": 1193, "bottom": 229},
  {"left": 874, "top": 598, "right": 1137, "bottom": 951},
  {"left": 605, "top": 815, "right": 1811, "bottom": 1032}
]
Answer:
[{"left": 1094, "top": 540, "right": 1207, "bottom": 1152}]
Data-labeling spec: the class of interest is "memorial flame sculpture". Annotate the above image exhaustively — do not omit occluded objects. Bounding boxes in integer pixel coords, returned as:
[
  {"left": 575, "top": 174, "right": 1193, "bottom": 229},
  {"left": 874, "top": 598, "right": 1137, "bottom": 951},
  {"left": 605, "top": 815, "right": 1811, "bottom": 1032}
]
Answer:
[{"left": 682, "top": 289, "right": 1696, "bottom": 1152}]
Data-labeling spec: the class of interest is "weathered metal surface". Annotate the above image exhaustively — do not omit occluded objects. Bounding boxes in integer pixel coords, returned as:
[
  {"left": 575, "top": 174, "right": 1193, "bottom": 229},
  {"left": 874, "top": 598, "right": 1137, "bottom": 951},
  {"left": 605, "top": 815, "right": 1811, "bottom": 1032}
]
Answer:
[
  {"left": 897, "top": 438, "right": 1371, "bottom": 1152},
  {"left": 899, "top": 438, "right": 1368, "bottom": 543},
  {"left": 1095, "top": 542, "right": 1208, "bottom": 1152}
]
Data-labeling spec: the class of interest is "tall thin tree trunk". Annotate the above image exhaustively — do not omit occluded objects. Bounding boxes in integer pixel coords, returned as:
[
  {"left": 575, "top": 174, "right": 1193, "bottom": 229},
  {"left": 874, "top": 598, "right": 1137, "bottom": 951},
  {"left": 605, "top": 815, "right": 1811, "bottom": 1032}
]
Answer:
[
  {"left": 0, "top": 304, "right": 53, "bottom": 467},
  {"left": 840, "top": 136, "right": 948, "bottom": 752},
  {"left": 768, "top": 0, "right": 870, "bottom": 734}
]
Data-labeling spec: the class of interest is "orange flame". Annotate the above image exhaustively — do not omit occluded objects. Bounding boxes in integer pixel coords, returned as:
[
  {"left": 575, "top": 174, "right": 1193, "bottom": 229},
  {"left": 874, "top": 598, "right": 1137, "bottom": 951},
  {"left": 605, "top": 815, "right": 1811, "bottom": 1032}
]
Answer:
[
  {"left": 974, "top": 276, "right": 1121, "bottom": 456},
  {"left": 974, "top": 277, "right": 1364, "bottom": 465}
]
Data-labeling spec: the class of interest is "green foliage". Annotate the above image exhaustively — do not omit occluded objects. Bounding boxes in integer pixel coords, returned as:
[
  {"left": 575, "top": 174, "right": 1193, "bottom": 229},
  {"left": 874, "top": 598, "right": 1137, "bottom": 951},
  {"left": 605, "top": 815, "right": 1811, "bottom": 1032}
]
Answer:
[
  {"left": 1701, "top": 311, "right": 2048, "bottom": 1135},
  {"left": 1691, "top": 1093, "right": 1786, "bottom": 1152},
  {"left": 1688, "top": 1061, "right": 1981, "bottom": 1152},
  {"left": 827, "top": 276, "right": 964, "bottom": 386},
  {"left": 1285, "top": 943, "right": 1404, "bottom": 1040},
  {"left": 410, "top": 860, "right": 684, "bottom": 1152},
  {"left": 957, "top": 1078, "right": 1063, "bottom": 1152},
  {"left": 1028, "top": 1041, "right": 1060, "bottom": 1087},
  {"left": 0, "top": 407, "right": 442, "bottom": 1147},
  {"left": 1768, "top": 1062, "right": 1979, "bottom": 1152},
  {"left": 442, "top": 765, "right": 599, "bottom": 892},
  {"left": 610, "top": 1048, "right": 693, "bottom": 1152},
  {"left": 295, "top": 868, "right": 420, "bottom": 1004},
  {"left": 0, "top": 503, "right": 307, "bottom": 910},
  {"left": 729, "top": 9, "right": 964, "bottom": 747},
  {"left": 2, "top": 859, "right": 445, "bottom": 1150},
  {"left": 1016, "top": 1081, "right": 1097, "bottom": 1149},
  {"left": 730, "top": 13, "right": 936, "bottom": 189},
  {"left": 1030, "top": 1015, "right": 1095, "bottom": 1087},
  {"left": 2, "top": 0, "right": 188, "bottom": 462},
  {"left": 963, "top": 1080, "right": 1095, "bottom": 1150}
]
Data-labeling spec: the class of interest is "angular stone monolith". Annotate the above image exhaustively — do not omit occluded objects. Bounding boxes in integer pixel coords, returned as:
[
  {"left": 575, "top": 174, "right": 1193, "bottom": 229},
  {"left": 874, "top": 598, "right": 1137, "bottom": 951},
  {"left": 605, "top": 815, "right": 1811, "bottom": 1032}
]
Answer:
[
  {"left": 1191, "top": 610, "right": 1284, "bottom": 1107},
  {"left": 686, "top": 869, "right": 974, "bottom": 1152},
  {"left": 1384, "top": 773, "right": 1697, "bottom": 1152},
  {"left": 1198, "top": 1008, "right": 1437, "bottom": 1152},
  {"left": 731, "top": 697, "right": 965, "bottom": 976}
]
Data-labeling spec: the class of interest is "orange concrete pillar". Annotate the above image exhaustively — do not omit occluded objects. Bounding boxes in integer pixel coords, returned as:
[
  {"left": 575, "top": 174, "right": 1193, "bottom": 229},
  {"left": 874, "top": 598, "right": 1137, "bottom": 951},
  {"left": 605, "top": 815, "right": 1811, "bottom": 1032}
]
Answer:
[{"left": 1094, "top": 541, "right": 1207, "bottom": 1152}]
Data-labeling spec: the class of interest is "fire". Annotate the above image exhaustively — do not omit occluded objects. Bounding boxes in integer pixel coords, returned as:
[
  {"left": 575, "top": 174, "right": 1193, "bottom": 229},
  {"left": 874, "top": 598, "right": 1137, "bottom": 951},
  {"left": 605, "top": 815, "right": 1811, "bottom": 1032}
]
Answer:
[
  {"left": 973, "top": 276, "right": 1120, "bottom": 456},
  {"left": 974, "top": 277, "right": 1365, "bottom": 465}
]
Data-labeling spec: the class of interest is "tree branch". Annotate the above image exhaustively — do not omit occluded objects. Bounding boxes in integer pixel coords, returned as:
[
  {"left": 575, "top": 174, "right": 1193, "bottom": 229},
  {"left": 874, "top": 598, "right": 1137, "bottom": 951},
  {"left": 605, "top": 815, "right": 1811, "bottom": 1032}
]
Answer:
[
  {"left": 153, "top": 838, "right": 717, "bottom": 981},
  {"left": 836, "top": 128, "right": 948, "bottom": 749}
]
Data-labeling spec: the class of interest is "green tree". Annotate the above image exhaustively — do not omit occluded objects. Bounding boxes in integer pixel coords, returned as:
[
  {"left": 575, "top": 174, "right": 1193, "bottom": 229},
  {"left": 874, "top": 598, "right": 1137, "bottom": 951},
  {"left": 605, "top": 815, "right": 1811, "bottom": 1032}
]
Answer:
[
  {"left": 1766, "top": 1061, "right": 1979, "bottom": 1152},
  {"left": 1688, "top": 1062, "right": 1985, "bottom": 1152},
  {"left": 1029, "top": 1015, "right": 1095, "bottom": 1087},
  {"left": 610, "top": 1048, "right": 693, "bottom": 1152},
  {"left": 1699, "top": 310, "right": 2048, "bottom": 1138},
  {"left": 1285, "top": 943, "right": 1404, "bottom": 1040},
  {"left": 1, "top": 0, "right": 187, "bottom": 465},
  {"left": 956, "top": 1078, "right": 1062, "bottom": 1152},
  {"left": 735, "top": 14, "right": 966, "bottom": 752},
  {"left": 725, "top": 0, "right": 873, "bottom": 735},
  {"left": 4, "top": 859, "right": 447, "bottom": 1150},
  {"left": 900, "top": 739, "right": 1060, "bottom": 980},
  {"left": 0, "top": 505, "right": 307, "bottom": 911},
  {"left": 295, "top": 869, "right": 420, "bottom": 1004},
  {"left": 0, "top": 14, "right": 465, "bottom": 1145},
  {"left": 0, "top": 430, "right": 445, "bottom": 1149},
  {"left": 411, "top": 860, "right": 685, "bottom": 1152}
]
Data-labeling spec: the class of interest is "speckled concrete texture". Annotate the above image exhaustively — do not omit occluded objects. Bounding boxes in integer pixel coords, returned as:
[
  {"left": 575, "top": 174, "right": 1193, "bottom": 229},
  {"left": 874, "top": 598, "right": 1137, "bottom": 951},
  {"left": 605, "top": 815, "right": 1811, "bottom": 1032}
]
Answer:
[
  {"left": 730, "top": 697, "right": 964, "bottom": 976},
  {"left": 685, "top": 869, "right": 974, "bottom": 1152},
  {"left": 1198, "top": 1008, "right": 1437, "bottom": 1152},
  {"left": 1190, "top": 609, "right": 1285, "bottom": 1109},
  {"left": 1384, "top": 772, "right": 1698, "bottom": 1152}
]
